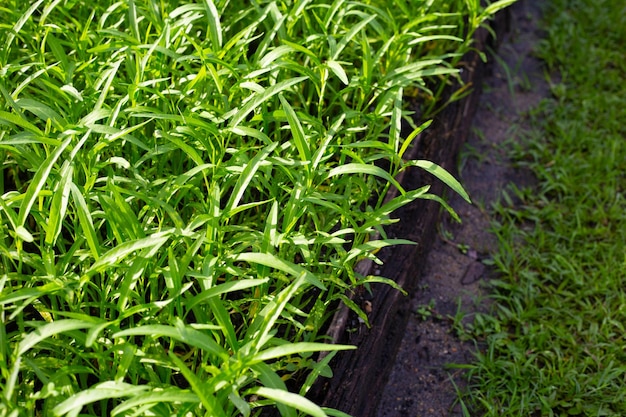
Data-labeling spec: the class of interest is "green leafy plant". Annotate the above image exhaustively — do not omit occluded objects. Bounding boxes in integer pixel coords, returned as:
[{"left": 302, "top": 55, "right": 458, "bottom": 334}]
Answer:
[{"left": 0, "top": 0, "right": 513, "bottom": 415}]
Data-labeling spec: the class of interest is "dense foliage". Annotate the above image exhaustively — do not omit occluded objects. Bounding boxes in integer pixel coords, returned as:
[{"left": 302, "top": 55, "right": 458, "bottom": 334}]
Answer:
[{"left": 0, "top": 0, "right": 511, "bottom": 415}]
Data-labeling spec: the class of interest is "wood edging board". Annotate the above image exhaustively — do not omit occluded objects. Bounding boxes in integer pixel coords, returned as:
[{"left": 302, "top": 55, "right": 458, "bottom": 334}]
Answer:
[{"left": 310, "top": 10, "right": 511, "bottom": 417}]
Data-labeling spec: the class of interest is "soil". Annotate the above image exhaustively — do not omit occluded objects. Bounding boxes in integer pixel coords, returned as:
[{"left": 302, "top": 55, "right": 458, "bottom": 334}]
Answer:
[{"left": 376, "top": 1, "right": 551, "bottom": 416}]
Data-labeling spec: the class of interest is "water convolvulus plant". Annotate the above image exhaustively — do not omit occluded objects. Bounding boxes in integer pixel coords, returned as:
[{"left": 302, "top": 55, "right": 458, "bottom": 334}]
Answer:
[{"left": 0, "top": 0, "right": 513, "bottom": 415}]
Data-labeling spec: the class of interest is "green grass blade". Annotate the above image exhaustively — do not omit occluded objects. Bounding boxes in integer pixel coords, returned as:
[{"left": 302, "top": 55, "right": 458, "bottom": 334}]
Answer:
[
  {"left": 244, "top": 273, "right": 311, "bottom": 350},
  {"left": 366, "top": 186, "right": 430, "bottom": 225},
  {"left": 389, "top": 88, "right": 403, "bottom": 154},
  {"left": 228, "top": 126, "right": 273, "bottom": 146},
  {"left": 205, "top": 297, "right": 240, "bottom": 352},
  {"left": 127, "top": 0, "right": 140, "bottom": 42},
  {"left": 322, "top": 408, "right": 353, "bottom": 417},
  {"left": 93, "top": 59, "right": 123, "bottom": 112},
  {"left": 252, "top": 362, "right": 297, "bottom": 417},
  {"left": 158, "top": 129, "right": 205, "bottom": 167},
  {"left": 0, "top": 197, "right": 21, "bottom": 239},
  {"left": 345, "top": 238, "right": 416, "bottom": 264}
]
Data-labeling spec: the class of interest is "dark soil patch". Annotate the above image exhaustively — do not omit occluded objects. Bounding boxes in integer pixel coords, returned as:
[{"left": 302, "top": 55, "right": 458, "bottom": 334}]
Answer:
[{"left": 376, "top": 1, "right": 550, "bottom": 416}]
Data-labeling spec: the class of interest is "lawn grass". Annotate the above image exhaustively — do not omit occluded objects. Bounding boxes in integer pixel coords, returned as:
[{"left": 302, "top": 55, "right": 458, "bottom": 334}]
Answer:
[
  {"left": 459, "top": 0, "right": 626, "bottom": 415},
  {"left": 0, "top": 1, "right": 515, "bottom": 416}
]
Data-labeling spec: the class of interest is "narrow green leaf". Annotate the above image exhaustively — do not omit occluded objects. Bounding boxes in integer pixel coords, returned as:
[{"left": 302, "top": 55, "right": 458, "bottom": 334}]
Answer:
[
  {"left": 261, "top": 200, "right": 280, "bottom": 265},
  {"left": 112, "top": 386, "right": 201, "bottom": 416},
  {"left": 0, "top": 110, "right": 44, "bottom": 136},
  {"left": 300, "top": 350, "right": 338, "bottom": 395},
  {"left": 112, "top": 319, "right": 228, "bottom": 359},
  {"left": 406, "top": 160, "right": 471, "bottom": 203},
  {"left": 53, "top": 381, "right": 149, "bottom": 416},
  {"left": 228, "top": 77, "right": 308, "bottom": 128},
  {"left": 252, "top": 363, "right": 296, "bottom": 417},
  {"left": 356, "top": 275, "right": 407, "bottom": 296},
  {"left": 228, "top": 126, "right": 273, "bottom": 146},
  {"left": 245, "top": 274, "right": 313, "bottom": 350},
  {"left": 327, "top": 163, "right": 405, "bottom": 194},
  {"left": 163, "top": 351, "right": 224, "bottom": 417},
  {"left": 206, "top": 297, "right": 240, "bottom": 352},
  {"left": 94, "top": 59, "right": 122, "bottom": 112},
  {"left": 45, "top": 161, "right": 73, "bottom": 245},
  {"left": 3, "top": 0, "right": 44, "bottom": 63},
  {"left": 69, "top": 183, "right": 101, "bottom": 259},
  {"left": 345, "top": 239, "right": 416, "bottom": 264},
  {"left": 326, "top": 60, "right": 349, "bottom": 85},
  {"left": 359, "top": 186, "right": 430, "bottom": 232},
  {"left": 17, "top": 135, "right": 72, "bottom": 228},
  {"left": 389, "top": 88, "right": 403, "bottom": 154},
  {"left": 15, "top": 98, "right": 65, "bottom": 130},
  {"left": 85, "top": 233, "right": 170, "bottom": 276},
  {"left": 19, "top": 320, "right": 93, "bottom": 355},
  {"left": 159, "top": 132, "right": 205, "bottom": 166},
  {"left": 399, "top": 120, "right": 432, "bottom": 159},
  {"left": 419, "top": 192, "right": 462, "bottom": 222},
  {"left": 254, "top": 342, "right": 355, "bottom": 363},
  {"left": 202, "top": 0, "right": 223, "bottom": 50},
  {"left": 259, "top": 45, "right": 295, "bottom": 68},
  {"left": 127, "top": 0, "right": 140, "bottom": 41},
  {"left": 15, "top": 226, "right": 33, "bottom": 243},
  {"left": 233, "top": 252, "right": 326, "bottom": 291},
  {"left": 483, "top": 0, "right": 518, "bottom": 16},
  {"left": 338, "top": 294, "right": 369, "bottom": 327},
  {"left": 248, "top": 387, "right": 328, "bottom": 417},
  {"left": 408, "top": 34, "right": 464, "bottom": 45},
  {"left": 312, "top": 114, "right": 344, "bottom": 171},
  {"left": 331, "top": 14, "right": 376, "bottom": 60},
  {"left": 279, "top": 95, "right": 311, "bottom": 162},
  {"left": 229, "top": 390, "right": 251, "bottom": 417},
  {"left": 0, "top": 282, "right": 63, "bottom": 310},
  {"left": 223, "top": 142, "right": 278, "bottom": 216},
  {"left": 187, "top": 278, "right": 270, "bottom": 310},
  {"left": 322, "top": 408, "right": 354, "bottom": 417}
]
